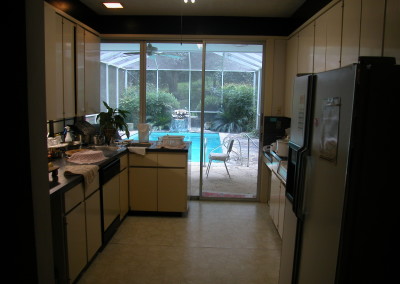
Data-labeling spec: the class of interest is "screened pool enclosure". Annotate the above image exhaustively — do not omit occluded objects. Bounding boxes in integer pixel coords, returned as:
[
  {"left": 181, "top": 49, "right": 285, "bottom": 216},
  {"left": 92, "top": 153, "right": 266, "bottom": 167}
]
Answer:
[{"left": 100, "top": 42, "right": 263, "bottom": 135}]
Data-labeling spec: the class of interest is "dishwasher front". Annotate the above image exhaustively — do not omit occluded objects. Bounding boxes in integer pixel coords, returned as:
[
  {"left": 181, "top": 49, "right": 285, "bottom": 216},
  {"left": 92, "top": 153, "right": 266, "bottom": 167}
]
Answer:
[{"left": 99, "top": 158, "right": 121, "bottom": 246}]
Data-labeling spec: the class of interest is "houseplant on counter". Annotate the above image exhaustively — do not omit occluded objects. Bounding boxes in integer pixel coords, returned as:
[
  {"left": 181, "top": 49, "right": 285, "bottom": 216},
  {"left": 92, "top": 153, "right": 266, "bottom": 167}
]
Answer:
[{"left": 96, "top": 101, "right": 131, "bottom": 144}]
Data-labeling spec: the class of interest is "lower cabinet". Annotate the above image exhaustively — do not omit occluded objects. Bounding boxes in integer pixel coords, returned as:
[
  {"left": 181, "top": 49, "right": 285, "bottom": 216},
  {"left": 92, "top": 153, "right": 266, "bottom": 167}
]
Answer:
[
  {"left": 85, "top": 190, "right": 102, "bottom": 261},
  {"left": 119, "top": 167, "right": 129, "bottom": 220},
  {"left": 269, "top": 171, "right": 286, "bottom": 238},
  {"left": 52, "top": 182, "right": 102, "bottom": 284},
  {"left": 128, "top": 151, "right": 189, "bottom": 213},
  {"left": 65, "top": 201, "right": 86, "bottom": 283}
]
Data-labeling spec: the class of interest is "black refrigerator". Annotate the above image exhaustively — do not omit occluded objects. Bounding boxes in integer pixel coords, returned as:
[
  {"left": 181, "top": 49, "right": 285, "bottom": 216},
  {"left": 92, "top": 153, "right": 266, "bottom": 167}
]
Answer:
[{"left": 279, "top": 57, "right": 399, "bottom": 284}]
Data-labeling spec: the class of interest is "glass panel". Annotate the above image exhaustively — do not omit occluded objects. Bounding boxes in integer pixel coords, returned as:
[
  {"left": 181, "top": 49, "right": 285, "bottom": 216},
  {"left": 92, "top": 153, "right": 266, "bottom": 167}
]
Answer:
[
  {"left": 202, "top": 43, "right": 263, "bottom": 199},
  {"left": 144, "top": 42, "right": 204, "bottom": 196},
  {"left": 100, "top": 42, "right": 141, "bottom": 137}
]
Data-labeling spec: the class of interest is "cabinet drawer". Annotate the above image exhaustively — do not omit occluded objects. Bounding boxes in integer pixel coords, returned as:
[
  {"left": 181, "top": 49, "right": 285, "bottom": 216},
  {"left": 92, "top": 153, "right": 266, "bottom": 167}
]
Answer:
[
  {"left": 158, "top": 153, "right": 187, "bottom": 168},
  {"left": 64, "top": 183, "right": 84, "bottom": 213},
  {"left": 120, "top": 153, "right": 128, "bottom": 170},
  {"left": 129, "top": 152, "right": 158, "bottom": 167}
]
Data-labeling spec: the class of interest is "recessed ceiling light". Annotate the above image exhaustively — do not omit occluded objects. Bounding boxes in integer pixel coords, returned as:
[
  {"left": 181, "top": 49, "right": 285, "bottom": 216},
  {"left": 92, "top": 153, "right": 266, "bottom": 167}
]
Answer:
[{"left": 103, "top": 2, "right": 124, "bottom": 9}]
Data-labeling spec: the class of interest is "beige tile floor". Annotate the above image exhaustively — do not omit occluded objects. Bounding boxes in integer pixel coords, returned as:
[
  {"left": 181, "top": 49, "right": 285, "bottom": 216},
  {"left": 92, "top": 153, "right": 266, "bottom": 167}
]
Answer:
[{"left": 77, "top": 201, "right": 282, "bottom": 284}]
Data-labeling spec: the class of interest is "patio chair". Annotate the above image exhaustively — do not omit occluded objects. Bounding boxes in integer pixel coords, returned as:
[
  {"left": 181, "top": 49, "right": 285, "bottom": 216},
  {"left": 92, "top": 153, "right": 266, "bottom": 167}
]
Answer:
[{"left": 206, "top": 138, "right": 235, "bottom": 178}]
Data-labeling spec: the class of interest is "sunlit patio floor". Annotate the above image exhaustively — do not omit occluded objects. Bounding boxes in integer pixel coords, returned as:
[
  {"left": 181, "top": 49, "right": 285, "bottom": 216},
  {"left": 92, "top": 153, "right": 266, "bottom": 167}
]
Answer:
[{"left": 189, "top": 133, "right": 260, "bottom": 199}]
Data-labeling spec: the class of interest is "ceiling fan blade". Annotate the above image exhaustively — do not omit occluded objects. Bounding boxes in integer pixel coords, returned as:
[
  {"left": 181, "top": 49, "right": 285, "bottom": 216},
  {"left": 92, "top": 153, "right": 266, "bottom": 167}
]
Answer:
[{"left": 123, "top": 52, "right": 140, "bottom": 56}]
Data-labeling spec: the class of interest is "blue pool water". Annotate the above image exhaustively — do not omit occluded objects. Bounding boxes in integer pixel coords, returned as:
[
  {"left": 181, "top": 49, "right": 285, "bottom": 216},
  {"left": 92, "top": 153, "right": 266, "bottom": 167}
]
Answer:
[{"left": 128, "top": 132, "right": 222, "bottom": 162}]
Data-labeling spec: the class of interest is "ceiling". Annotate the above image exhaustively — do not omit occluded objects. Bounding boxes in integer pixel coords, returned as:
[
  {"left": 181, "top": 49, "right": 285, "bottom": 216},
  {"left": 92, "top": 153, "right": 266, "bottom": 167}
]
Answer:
[{"left": 79, "top": 0, "right": 307, "bottom": 18}]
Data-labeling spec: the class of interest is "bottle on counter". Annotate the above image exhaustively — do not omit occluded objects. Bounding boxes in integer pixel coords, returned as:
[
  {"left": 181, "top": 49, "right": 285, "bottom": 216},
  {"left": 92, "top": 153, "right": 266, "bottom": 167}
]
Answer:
[{"left": 64, "top": 126, "right": 74, "bottom": 142}]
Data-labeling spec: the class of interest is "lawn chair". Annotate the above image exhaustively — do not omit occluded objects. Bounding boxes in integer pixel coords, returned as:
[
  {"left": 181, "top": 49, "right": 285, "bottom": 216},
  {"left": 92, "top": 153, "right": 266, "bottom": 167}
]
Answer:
[{"left": 206, "top": 138, "right": 235, "bottom": 178}]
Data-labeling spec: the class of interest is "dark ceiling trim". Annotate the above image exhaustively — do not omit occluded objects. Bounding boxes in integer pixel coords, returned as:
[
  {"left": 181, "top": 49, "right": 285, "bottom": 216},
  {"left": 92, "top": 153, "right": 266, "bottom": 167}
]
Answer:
[
  {"left": 97, "top": 15, "right": 297, "bottom": 36},
  {"left": 45, "top": 0, "right": 332, "bottom": 36}
]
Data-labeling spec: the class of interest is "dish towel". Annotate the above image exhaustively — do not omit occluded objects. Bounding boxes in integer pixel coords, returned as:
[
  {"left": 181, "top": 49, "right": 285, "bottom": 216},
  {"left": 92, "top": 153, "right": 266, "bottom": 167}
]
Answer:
[
  {"left": 64, "top": 165, "right": 99, "bottom": 187},
  {"left": 128, "top": 147, "right": 146, "bottom": 155}
]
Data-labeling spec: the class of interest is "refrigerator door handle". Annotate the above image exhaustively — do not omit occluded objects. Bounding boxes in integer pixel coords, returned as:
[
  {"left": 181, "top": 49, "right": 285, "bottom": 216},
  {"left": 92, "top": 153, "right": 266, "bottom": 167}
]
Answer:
[{"left": 293, "top": 148, "right": 310, "bottom": 220}]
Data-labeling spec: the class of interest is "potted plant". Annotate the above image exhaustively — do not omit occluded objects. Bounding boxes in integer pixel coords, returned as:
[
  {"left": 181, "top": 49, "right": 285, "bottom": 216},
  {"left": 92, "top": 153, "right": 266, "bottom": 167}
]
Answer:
[{"left": 96, "top": 101, "right": 130, "bottom": 144}]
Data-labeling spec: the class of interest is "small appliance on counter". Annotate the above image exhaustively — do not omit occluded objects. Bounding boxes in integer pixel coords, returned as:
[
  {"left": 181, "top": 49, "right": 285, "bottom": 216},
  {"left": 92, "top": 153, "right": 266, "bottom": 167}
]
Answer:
[{"left": 263, "top": 116, "right": 291, "bottom": 147}]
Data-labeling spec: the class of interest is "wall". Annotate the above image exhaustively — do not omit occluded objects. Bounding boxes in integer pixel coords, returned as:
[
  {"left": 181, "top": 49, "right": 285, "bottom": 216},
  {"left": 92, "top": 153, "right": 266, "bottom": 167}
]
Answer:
[{"left": 283, "top": 0, "right": 400, "bottom": 117}]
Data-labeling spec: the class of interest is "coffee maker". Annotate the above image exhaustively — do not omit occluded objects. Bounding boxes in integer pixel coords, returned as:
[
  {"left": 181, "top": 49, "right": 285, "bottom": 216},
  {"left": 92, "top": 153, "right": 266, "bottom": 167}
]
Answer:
[{"left": 262, "top": 116, "right": 291, "bottom": 146}]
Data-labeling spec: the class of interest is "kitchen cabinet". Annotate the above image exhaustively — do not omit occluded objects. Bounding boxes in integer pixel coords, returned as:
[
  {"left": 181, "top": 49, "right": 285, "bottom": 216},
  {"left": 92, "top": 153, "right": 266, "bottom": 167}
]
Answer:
[
  {"left": 51, "top": 180, "right": 101, "bottom": 284},
  {"left": 265, "top": 152, "right": 286, "bottom": 238},
  {"left": 44, "top": 3, "right": 100, "bottom": 120},
  {"left": 359, "top": 0, "right": 385, "bottom": 56},
  {"left": 85, "top": 190, "right": 102, "bottom": 261},
  {"left": 270, "top": 172, "right": 281, "bottom": 229},
  {"left": 128, "top": 151, "right": 189, "bottom": 213},
  {"left": 65, "top": 201, "right": 86, "bottom": 283},
  {"left": 76, "top": 26, "right": 101, "bottom": 116},
  {"left": 314, "top": 2, "right": 342, "bottom": 72},
  {"left": 269, "top": 171, "right": 286, "bottom": 238},
  {"left": 383, "top": 0, "right": 400, "bottom": 63},
  {"left": 44, "top": 4, "right": 75, "bottom": 120},
  {"left": 119, "top": 153, "right": 129, "bottom": 220},
  {"left": 341, "top": 0, "right": 362, "bottom": 66},
  {"left": 284, "top": 35, "right": 298, "bottom": 117},
  {"left": 297, "top": 23, "right": 315, "bottom": 74}
]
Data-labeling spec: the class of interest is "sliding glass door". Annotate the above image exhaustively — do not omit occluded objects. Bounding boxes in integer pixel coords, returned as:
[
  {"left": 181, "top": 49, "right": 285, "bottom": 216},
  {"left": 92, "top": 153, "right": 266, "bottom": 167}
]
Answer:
[
  {"left": 100, "top": 41, "right": 263, "bottom": 200},
  {"left": 201, "top": 43, "right": 263, "bottom": 199}
]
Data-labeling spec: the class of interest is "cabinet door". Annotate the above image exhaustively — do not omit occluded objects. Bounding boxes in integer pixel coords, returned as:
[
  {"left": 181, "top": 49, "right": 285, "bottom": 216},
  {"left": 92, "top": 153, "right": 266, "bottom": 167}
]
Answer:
[
  {"left": 360, "top": 0, "right": 385, "bottom": 56},
  {"left": 158, "top": 168, "right": 188, "bottom": 212},
  {"left": 76, "top": 25, "right": 85, "bottom": 116},
  {"left": 65, "top": 202, "right": 87, "bottom": 283},
  {"left": 44, "top": 5, "right": 63, "bottom": 120},
  {"left": 84, "top": 30, "right": 100, "bottom": 115},
  {"left": 298, "top": 23, "right": 315, "bottom": 74},
  {"left": 129, "top": 152, "right": 158, "bottom": 167},
  {"left": 383, "top": 0, "right": 400, "bottom": 63},
  {"left": 341, "top": 0, "right": 361, "bottom": 66},
  {"left": 85, "top": 190, "right": 101, "bottom": 262},
  {"left": 314, "top": 13, "right": 327, "bottom": 73},
  {"left": 102, "top": 175, "right": 120, "bottom": 231},
  {"left": 285, "top": 35, "right": 298, "bottom": 117},
  {"left": 278, "top": 183, "right": 286, "bottom": 238},
  {"left": 269, "top": 172, "right": 280, "bottom": 229},
  {"left": 62, "top": 18, "right": 76, "bottom": 118},
  {"left": 325, "top": 2, "right": 343, "bottom": 71},
  {"left": 129, "top": 167, "right": 158, "bottom": 211},
  {"left": 119, "top": 168, "right": 129, "bottom": 219}
]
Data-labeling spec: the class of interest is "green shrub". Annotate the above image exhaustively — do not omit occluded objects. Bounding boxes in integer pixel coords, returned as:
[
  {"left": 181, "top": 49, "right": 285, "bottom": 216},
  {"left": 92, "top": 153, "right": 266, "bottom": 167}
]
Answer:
[
  {"left": 118, "top": 85, "right": 180, "bottom": 130},
  {"left": 210, "top": 84, "right": 255, "bottom": 133},
  {"left": 146, "top": 91, "right": 180, "bottom": 130}
]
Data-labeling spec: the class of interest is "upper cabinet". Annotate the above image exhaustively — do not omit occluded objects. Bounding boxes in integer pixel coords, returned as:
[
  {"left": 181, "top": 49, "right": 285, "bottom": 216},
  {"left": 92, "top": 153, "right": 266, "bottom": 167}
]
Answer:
[
  {"left": 284, "top": 0, "right": 399, "bottom": 118},
  {"left": 324, "top": 2, "right": 342, "bottom": 70},
  {"left": 359, "top": 0, "right": 386, "bottom": 57},
  {"left": 341, "top": 0, "right": 362, "bottom": 67},
  {"left": 297, "top": 24, "right": 315, "bottom": 74},
  {"left": 383, "top": 0, "right": 400, "bottom": 63},
  {"left": 314, "top": 2, "right": 342, "bottom": 72},
  {"left": 84, "top": 30, "right": 101, "bottom": 115},
  {"left": 44, "top": 5, "right": 62, "bottom": 120},
  {"left": 284, "top": 35, "right": 298, "bottom": 117},
  {"left": 44, "top": 3, "right": 100, "bottom": 121},
  {"left": 76, "top": 27, "right": 101, "bottom": 116}
]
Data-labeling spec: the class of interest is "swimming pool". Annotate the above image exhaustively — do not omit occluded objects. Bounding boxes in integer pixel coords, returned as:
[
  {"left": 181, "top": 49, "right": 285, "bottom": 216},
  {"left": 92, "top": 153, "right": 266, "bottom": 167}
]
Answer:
[{"left": 128, "top": 132, "right": 222, "bottom": 162}]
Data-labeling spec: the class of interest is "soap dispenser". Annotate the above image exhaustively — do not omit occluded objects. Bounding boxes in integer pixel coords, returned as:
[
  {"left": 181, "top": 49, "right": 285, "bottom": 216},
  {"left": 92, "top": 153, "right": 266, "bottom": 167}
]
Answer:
[{"left": 64, "top": 126, "right": 74, "bottom": 142}]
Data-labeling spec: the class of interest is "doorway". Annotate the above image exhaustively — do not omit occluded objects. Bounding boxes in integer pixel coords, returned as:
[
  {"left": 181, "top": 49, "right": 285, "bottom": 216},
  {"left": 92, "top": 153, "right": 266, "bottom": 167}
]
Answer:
[{"left": 99, "top": 40, "right": 264, "bottom": 200}]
